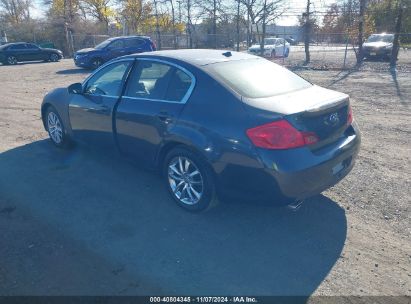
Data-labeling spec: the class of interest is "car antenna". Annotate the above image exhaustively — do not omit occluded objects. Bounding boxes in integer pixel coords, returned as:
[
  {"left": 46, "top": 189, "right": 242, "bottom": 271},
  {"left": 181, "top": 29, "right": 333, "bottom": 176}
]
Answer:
[{"left": 222, "top": 51, "right": 232, "bottom": 57}]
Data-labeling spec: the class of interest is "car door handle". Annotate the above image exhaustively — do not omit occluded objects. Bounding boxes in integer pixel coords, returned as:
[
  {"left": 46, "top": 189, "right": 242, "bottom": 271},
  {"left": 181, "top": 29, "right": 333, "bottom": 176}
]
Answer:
[{"left": 157, "top": 112, "right": 173, "bottom": 123}]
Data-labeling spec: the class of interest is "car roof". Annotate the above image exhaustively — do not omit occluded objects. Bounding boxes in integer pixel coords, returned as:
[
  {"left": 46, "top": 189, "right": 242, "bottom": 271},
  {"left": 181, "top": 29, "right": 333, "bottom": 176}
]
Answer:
[
  {"left": 123, "top": 49, "right": 258, "bottom": 66},
  {"left": 110, "top": 35, "right": 151, "bottom": 41}
]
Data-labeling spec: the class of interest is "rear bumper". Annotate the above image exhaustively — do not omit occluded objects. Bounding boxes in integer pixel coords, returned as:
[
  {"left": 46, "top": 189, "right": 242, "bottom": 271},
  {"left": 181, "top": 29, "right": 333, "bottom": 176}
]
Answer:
[
  {"left": 215, "top": 123, "right": 361, "bottom": 204},
  {"left": 258, "top": 123, "right": 361, "bottom": 201}
]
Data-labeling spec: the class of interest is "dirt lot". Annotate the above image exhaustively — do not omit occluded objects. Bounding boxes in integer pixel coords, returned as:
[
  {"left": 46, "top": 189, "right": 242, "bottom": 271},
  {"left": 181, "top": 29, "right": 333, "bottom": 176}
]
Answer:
[{"left": 0, "top": 58, "right": 410, "bottom": 299}]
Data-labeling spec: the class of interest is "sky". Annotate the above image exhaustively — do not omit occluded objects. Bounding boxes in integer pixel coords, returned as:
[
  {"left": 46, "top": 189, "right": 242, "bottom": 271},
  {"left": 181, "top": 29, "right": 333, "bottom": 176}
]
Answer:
[{"left": 30, "top": 0, "right": 337, "bottom": 26}]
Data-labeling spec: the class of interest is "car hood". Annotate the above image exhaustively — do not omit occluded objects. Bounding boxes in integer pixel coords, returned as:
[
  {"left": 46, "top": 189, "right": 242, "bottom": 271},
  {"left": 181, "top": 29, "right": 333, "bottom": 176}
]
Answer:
[
  {"left": 76, "top": 48, "right": 99, "bottom": 54},
  {"left": 242, "top": 85, "right": 348, "bottom": 115},
  {"left": 363, "top": 41, "right": 392, "bottom": 48}
]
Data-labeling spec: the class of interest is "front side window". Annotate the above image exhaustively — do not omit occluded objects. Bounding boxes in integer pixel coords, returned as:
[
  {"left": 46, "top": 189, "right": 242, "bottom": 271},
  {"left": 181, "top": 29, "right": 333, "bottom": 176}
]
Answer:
[
  {"left": 125, "top": 60, "right": 193, "bottom": 102},
  {"left": 125, "top": 38, "right": 144, "bottom": 48},
  {"left": 10, "top": 44, "right": 27, "bottom": 50},
  {"left": 85, "top": 61, "right": 131, "bottom": 96}
]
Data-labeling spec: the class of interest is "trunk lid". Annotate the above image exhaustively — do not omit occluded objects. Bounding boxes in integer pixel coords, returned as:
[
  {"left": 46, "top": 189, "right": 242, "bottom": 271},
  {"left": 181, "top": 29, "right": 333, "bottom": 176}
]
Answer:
[{"left": 243, "top": 85, "right": 351, "bottom": 148}]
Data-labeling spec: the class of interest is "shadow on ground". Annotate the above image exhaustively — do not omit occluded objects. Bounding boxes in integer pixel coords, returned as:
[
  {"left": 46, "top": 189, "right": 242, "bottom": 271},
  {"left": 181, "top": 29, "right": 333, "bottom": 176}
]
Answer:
[
  {"left": 0, "top": 140, "right": 347, "bottom": 297},
  {"left": 56, "top": 68, "right": 91, "bottom": 75}
]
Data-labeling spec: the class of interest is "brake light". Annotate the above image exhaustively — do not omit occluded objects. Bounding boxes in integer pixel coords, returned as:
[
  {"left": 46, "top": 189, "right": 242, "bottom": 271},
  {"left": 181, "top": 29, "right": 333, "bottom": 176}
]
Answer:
[
  {"left": 347, "top": 105, "right": 353, "bottom": 126},
  {"left": 246, "top": 119, "right": 319, "bottom": 150},
  {"left": 150, "top": 41, "right": 157, "bottom": 51}
]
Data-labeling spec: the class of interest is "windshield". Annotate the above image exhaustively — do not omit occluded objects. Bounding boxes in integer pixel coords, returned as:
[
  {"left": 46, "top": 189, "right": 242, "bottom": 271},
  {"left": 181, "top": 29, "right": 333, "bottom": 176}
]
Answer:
[
  {"left": 367, "top": 35, "right": 394, "bottom": 43},
  {"left": 207, "top": 59, "right": 312, "bottom": 98},
  {"left": 95, "top": 39, "right": 113, "bottom": 49}
]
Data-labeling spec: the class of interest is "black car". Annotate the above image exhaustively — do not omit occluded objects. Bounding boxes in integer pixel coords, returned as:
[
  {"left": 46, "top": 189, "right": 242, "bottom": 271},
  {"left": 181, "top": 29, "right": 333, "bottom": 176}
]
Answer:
[
  {"left": 362, "top": 33, "right": 394, "bottom": 61},
  {"left": 41, "top": 50, "right": 361, "bottom": 211},
  {"left": 0, "top": 42, "right": 63, "bottom": 65}
]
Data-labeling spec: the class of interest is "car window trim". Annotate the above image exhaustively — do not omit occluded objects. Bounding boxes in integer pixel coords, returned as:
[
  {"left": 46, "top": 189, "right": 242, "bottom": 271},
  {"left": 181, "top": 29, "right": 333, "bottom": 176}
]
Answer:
[
  {"left": 123, "top": 58, "right": 196, "bottom": 104},
  {"left": 82, "top": 58, "right": 134, "bottom": 97}
]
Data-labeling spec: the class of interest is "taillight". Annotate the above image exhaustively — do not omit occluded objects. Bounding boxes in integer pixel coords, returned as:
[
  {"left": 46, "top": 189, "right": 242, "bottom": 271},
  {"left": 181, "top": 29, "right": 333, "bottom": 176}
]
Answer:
[
  {"left": 347, "top": 105, "right": 353, "bottom": 126},
  {"left": 150, "top": 41, "right": 157, "bottom": 51},
  {"left": 246, "top": 119, "right": 319, "bottom": 150}
]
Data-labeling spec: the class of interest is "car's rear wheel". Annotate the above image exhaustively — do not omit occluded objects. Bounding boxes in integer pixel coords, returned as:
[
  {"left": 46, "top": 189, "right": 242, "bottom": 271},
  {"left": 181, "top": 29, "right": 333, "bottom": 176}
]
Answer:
[
  {"left": 284, "top": 48, "right": 290, "bottom": 58},
  {"left": 45, "top": 106, "right": 70, "bottom": 148},
  {"left": 6, "top": 56, "right": 17, "bottom": 65},
  {"left": 163, "top": 147, "right": 217, "bottom": 212},
  {"left": 49, "top": 53, "right": 60, "bottom": 62},
  {"left": 91, "top": 58, "right": 103, "bottom": 69}
]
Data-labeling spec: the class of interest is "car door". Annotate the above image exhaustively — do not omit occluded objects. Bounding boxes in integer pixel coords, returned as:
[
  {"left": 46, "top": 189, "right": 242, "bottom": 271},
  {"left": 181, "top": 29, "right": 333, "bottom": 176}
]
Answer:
[
  {"left": 8, "top": 44, "right": 28, "bottom": 61},
  {"left": 25, "top": 44, "right": 44, "bottom": 61},
  {"left": 68, "top": 59, "right": 133, "bottom": 149},
  {"left": 115, "top": 59, "right": 195, "bottom": 167},
  {"left": 275, "top": 39, "right": 284, "bottom": 56},
  {"left": 106, "top": 39, "right": 126, "bottom": 61}
]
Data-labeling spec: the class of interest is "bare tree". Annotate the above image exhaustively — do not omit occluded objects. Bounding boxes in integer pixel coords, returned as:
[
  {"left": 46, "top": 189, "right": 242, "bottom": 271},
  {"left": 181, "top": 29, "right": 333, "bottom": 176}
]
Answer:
[{"left": 0, "top": 0, "right": 32, "bottom": 24}]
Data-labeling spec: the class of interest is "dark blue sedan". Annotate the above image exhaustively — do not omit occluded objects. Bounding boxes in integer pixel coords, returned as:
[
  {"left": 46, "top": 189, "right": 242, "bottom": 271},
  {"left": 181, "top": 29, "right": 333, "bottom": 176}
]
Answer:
[
  {"left": 74, "top": 35, "right": 156, "bottom": 69},
  {"left": 41, "top": 50, "right": 360, "bottom": 211}
]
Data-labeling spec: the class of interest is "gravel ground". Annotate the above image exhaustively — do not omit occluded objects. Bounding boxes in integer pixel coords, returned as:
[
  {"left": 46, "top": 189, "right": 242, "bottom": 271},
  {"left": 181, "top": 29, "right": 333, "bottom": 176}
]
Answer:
[{"left": 0, "top": 57, "right": 410, "bottom": 298}]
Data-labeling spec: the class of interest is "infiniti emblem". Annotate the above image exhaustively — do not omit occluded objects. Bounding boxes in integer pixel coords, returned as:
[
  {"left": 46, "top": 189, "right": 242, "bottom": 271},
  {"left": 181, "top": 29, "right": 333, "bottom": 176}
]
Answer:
[{"left": 325, "top": 112, "right": 340, "bottom": 126}]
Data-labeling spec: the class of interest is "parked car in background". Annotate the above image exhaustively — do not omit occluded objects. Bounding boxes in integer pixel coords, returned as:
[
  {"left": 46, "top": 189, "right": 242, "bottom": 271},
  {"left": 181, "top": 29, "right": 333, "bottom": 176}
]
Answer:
[
  {"left": 74, "top": 35, "right": 156, "bottom": 69},
  {"left": 0, "top": 42, "right": 63, "bottom": 65},
  {"left": 41, "top": 50, "right": 360, "bottom": 212},
  {"left": 362, "top": 33, "right": 394, "bottom": 61},
  {"left": 248, "top": 38, "right": 290, "bottom": 58}
]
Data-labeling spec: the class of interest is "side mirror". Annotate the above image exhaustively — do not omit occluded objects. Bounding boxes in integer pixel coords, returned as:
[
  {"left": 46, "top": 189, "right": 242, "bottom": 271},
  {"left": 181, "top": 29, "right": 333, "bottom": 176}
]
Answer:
[{"left": 68, "top": 83, "right": 82, "bottom": 94}]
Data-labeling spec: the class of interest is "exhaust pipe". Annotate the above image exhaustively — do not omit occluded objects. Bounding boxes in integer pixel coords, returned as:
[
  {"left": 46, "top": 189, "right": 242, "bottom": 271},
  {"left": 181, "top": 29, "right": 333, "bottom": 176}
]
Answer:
[{"left": 287, "top": 199, "right": 304, "bottom": 212}]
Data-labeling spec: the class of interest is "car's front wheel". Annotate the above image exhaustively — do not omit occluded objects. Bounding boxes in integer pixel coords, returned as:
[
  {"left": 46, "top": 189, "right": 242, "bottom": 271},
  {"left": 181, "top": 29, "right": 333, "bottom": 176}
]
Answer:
[
  {"left": 49, "top": 53, "right": 60, "bottom": 62},
  {"left": 163, "top": 147, "right": 217, "bottom": 212},
  {"left": 45, "top": 106, "right": 70, "bottom": 148},
  {"left": 270, "top": 50, "right": 276, "bottom": 58},
  {"left": 91, "top": 58, "right": 103, "bottom": 69},
  {"left": 6, "top": 56, "right": 17, "bottom": 65}
]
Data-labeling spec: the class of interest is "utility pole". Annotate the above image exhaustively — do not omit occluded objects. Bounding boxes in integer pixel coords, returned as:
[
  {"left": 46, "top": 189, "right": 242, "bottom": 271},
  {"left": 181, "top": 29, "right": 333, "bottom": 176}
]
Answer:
[
  {"left": 357, "top": 0, "right": 366, "bottom": 64},
  {"left": 236, "top": 0, "right": 240, "bottom": 51},
  {"left": 187, "top": 0, "right": 193, "bottom": 48},
  {"left": 246, "top": 0, "right": 250, "bottom": 47},
  {"left": 304, "top": 0, "right": 311, "bottom": 64},
  {"left": 391, "top": 0, "right": 404, "bottom": 67}
]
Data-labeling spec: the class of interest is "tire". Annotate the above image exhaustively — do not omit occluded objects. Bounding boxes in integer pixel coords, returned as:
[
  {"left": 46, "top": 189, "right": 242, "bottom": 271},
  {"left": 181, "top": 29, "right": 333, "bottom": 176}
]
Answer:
[
  {"left": 6, "top": 55, "right": 17, "bottom": 65},
  {"left": 45, "top": 106, "right": 71, "bottom": 148},
  {"left": 270, "top": 50, "right": 276, "bottom": 59},
  {"left": 49, "top": 53, "right": 60, "bottom": 62},
  {"left": 91, "top": 58, "right": 103, "bottom": 69},
  {"left": 163, "top": 147, "right": 217, "bottom": 212},
  {"left": 284, "top": 48, "right": 289, "bottom": 58}
]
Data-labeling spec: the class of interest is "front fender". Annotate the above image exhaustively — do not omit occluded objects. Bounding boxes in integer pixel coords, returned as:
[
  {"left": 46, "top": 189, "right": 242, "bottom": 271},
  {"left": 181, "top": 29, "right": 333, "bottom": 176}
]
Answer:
[{"left": 41, "top": 88, "right": 73, "bottom": 136}]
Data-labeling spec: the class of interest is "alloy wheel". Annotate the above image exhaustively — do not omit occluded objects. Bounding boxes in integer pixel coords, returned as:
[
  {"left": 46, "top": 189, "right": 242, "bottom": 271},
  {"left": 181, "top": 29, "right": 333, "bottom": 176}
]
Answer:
[
  {"left": 47, "top": 111, "right": 63, "bottom": 144},
  {"left": 168, "top": 156, "right": 204, "bottom": 205},
  {"left": 7, "top": 56, "right": 17, "bottom": 65},
  {"left": 50, "top": 54, "right": 59, "bottom": 62}
]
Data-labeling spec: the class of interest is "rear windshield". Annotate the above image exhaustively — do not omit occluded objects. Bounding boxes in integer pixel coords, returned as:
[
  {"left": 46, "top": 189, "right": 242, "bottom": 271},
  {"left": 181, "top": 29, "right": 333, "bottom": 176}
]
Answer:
[{"left": 206, "top": 59, "right": 312, "bottom": 98}]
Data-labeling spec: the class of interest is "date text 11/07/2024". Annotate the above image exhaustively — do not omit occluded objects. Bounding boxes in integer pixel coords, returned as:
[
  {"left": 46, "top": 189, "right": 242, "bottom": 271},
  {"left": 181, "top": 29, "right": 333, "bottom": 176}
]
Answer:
[{"left": 150, "top": 297, "right": 258, "bottom": 303}]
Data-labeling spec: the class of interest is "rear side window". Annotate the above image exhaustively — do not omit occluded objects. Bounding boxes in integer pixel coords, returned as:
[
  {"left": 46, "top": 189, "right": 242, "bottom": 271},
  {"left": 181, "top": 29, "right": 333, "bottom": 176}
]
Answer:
[
  {"left": 165, "top": 69, "right": 192, "bottom": 102},
  {"left": 124, "top": 38, "right": 145, "bottom": 48},
  {"left": 125, "top": 60, "right": 193, "bottom": 102},
  {"left": 206, "top": 59, "right": 312, "bottom": 98},
  {"left": 108, "top": 39, "right": 124, "bottom": 49}
]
